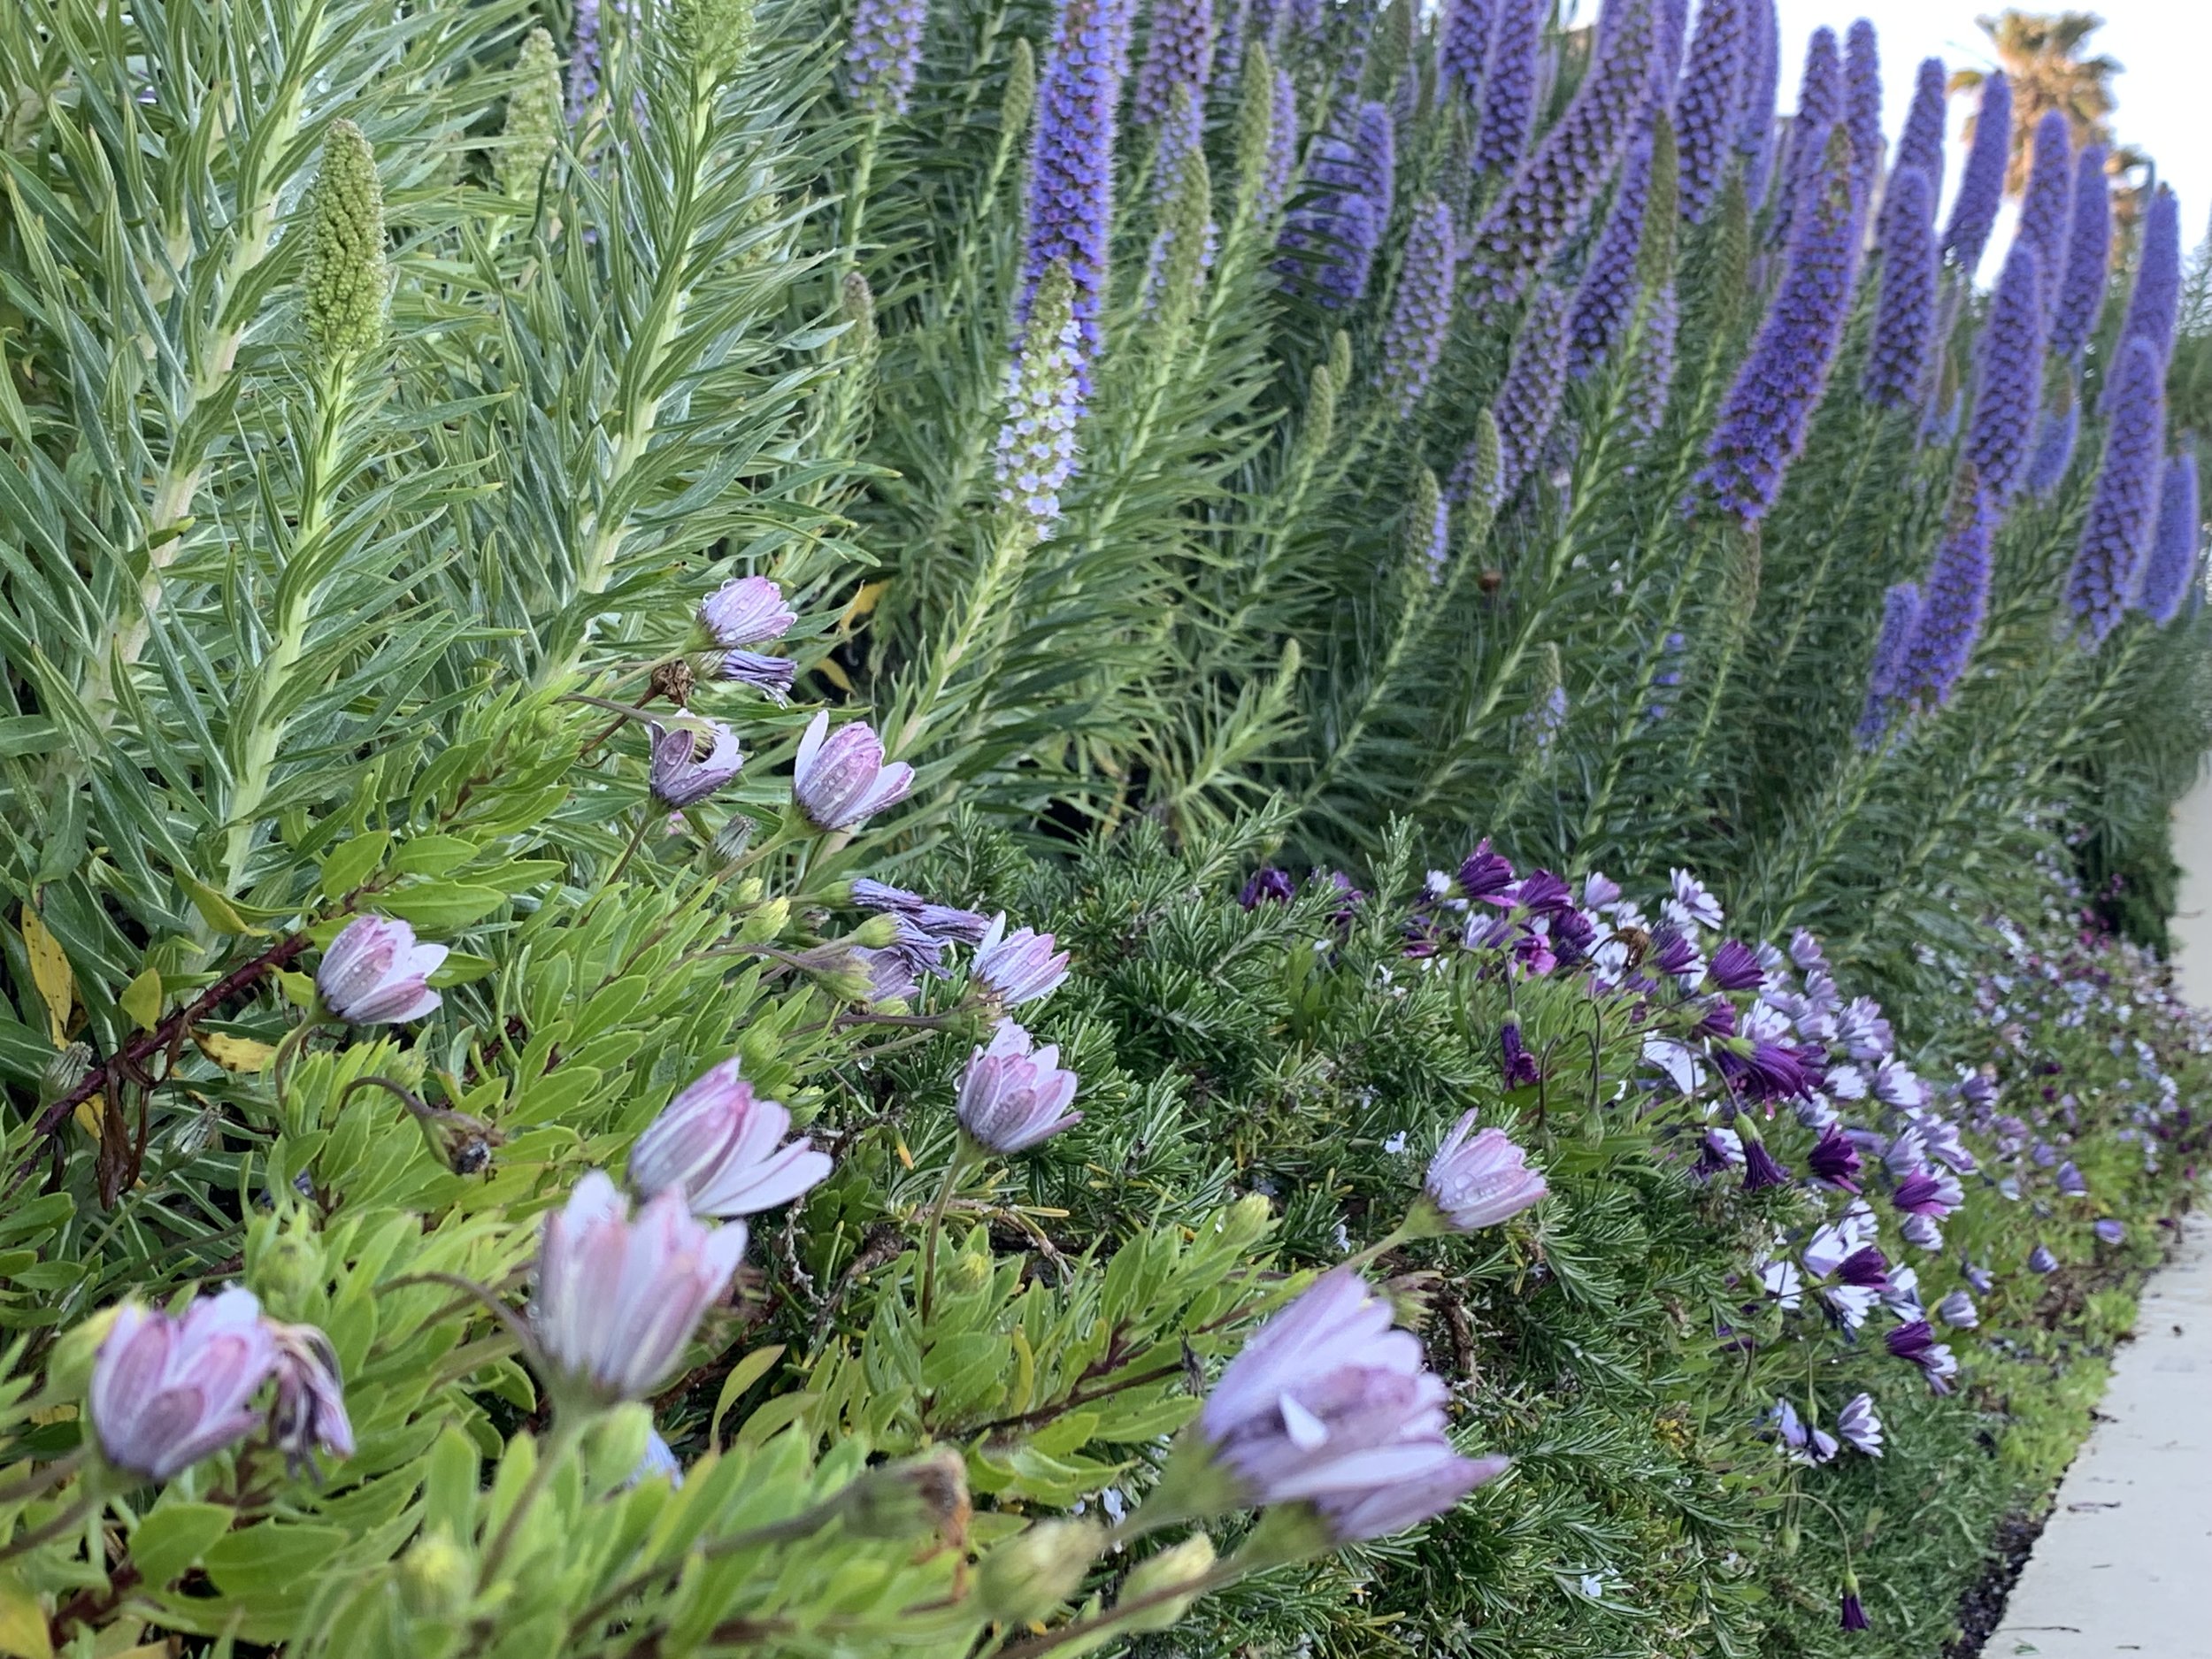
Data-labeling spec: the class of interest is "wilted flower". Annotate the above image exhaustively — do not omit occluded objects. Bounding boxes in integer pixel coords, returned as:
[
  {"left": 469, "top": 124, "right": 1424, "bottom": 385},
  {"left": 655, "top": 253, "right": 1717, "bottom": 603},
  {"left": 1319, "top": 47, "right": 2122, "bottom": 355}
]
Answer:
[
  {"left": 1420, "top": 1112, "right": 1547, "bottom": 1233},
  {"left": 532, "top": 1172, "right": 749, "bottom": 1407},
  {"left": 1191, "top": 1270, "right": 1509, "bottom": 1541},
  {"left": 793, "top": 710, "right": 914, "bottom": 829},
  {"left": 1836, "top": 1392, "right": 1883, "bottom": 1455},
  {"left": 2027, "top": 1243, "right": 2058, "bottom": 1274},
  {"left": 649, "top": 716, "right": 744, "bottom": 808},
  {"left": 851, "top": 879, "right": 991, "bottom": 944},
  {"left": 266, "top": 1320, "right": 355, "bottom": 1470},
  {"left": 720, "top": 650, "right": 797, "bottom": 701},
  {"left": 700, "top": 575, "right": 796, "bottom": 648},
  {"left": 956, "top": 1021, "right": 1082, "bottom": 1154},
  {"left": 1962, "top": 1257, "right": 1994, "bottom": 1293},
  {"left": 319, "top": 915, "right": 448, "bottom": 1025},
  {"left": 90, "top": 1287, "right": 279, "bottom": 1480},
  {"left": 972, "top": 914, "right": 1071, "bottom": 1007},
  {"left": 1936, "top": 1288, "right": 1979, "bottom": 1328},
  {"left": 630, "top": 1061, "right": 833, "bottom": 1219}
]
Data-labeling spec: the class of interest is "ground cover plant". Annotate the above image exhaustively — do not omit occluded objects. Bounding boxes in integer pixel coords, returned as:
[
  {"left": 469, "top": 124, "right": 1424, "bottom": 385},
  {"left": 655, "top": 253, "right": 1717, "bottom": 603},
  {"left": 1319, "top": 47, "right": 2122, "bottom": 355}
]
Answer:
[{"left": 0, "top": 0, "right": 2208, "bottom": 1652}]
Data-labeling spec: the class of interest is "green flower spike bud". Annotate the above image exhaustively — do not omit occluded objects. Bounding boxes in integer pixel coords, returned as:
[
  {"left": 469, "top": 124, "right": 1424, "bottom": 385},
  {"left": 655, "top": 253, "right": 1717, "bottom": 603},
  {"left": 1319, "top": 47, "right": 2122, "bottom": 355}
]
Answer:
[
  {"left": 670, "top": 0, "right": 756, "bottom": 83},
  {"left": 397, "top": 1526, "right": 473, "bottom": 1621},
  {"left": 977, "top": 1517, "right": 1104, "bottom": 1624},
  {"left": 303, "top": 119, "right": 388, "bottom": 360},
  {"left": 1001, "top": 39, "right": 1037, "bottom": 147},
  {"left": 499, "top": 29, "right": 565, "bottom": 203}
]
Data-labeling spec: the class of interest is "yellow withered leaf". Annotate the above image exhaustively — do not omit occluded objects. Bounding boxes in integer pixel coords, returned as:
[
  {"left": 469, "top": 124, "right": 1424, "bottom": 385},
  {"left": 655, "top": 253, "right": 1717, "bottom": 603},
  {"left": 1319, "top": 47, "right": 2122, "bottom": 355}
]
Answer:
[
  {"left": 192, "top": 1030, "right": 278, "bottom": 1073},
  {"left": 19, "top": 904, "right": 72, "bottom": 1045}
]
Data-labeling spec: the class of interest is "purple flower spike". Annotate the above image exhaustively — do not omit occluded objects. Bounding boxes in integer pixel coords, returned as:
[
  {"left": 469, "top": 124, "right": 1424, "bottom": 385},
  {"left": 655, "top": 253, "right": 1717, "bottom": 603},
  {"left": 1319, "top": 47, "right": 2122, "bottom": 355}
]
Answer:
[
  {"left": 702, "top": 575, "right": 796, "bottom": 647},
  {"left": 1019, "top": 0, "right": 1135, "bottom": 387},
  {"left": 2027, "top": 1243, "right": 2058, "bottom": 1274},
  {"left": 1698, "top": 122, "right": 1861, "bottom": 521},
  {"left": 1734, "top": 0, "right": 1778, "bottom": 204},
  {"left": 532, "top": 1172, "right": 749, "bottom": 1405},
  {"left": 1194, "top": 1270, "right": 1511, "bottom": 1541},
  {"left": 1968, "top": 242, "right": 2047, "bottom": 501},
  {"left": 793, "top": 710, "right": 915, "bottom": 829},
  {"left": 1885, "top": 1318, "right": 1957, "bottom": 1394},
  {"left": 2065, "top": 337, "right": 2168, "bottom": 646},
  {"left": 1569, "top": 125, "right": 1656, "bottom": 376},
  {"left": 1474, "top": 0, "right": 1546, "bottom": 172},
  {"left": 319, "top": 914, "right": 449, "bottom": 1025},
  {"left": 1941, "top": 72, "right": 2009, "bottom": 280},
  {"left": 1466, "top": 0, "right": 1663, "bottom": 311},
  {"left": 649, "top": 716, "right": 745, "bottom": 809},
  {"left": 1439, "top": 0, "right": 1492, "bottom": 99},
  {"left": 567, "top": 0, "right": 603, "bottom": 126},
  {"left": 956, "top": 1020, "right": 1082, "bottom": 1153},
  {"left": 845, "top": 0, "right": 927, "bottom": 114},
  {"left": 630, "top": 1060, "right": 833, "bottom": 1219},
  {"left": 995, "top": 261, "right": 1083, "bottom": 532},
  {"left": 1862, "top": 166, "right": 1937, "bottom": 411},
  {"left": 1494, "top": 284, "right": 1574, "bottom": 497},
  {"left": 1837, "top": 1392, "right": 1883, "bottom": 1455},
  {"left": 91, "top": 1287, "right": 279, "bottom": 1479},
  {"left": 1891, "top": 58, "right": 1947, "bottom": 203},
  {"left": 2139, "top": 453, "right": 2203, "bottom": 626},
  {"left": 1893, "top": 488, "right": 1994, "bottom": 710},
  {"left": 2120, "top": 185, "right": 2183, "bottom": 366},
  {"left": 1840, "top": 20, "right": 1880, "bottom": 211},
  {"left": 2049, "top": 143, "right": 2111, "bottom": 360},
  {"left": 1279, "top": 104, "right": 1393, "bottom": 306},
  {"left": 973, "top": 913, "right": 1072, "bottom": 1006},
  {"left": 1424, "top": 1111, "right": 1548, "bottom": 1231},
  {"left": 2014, "top": 111, "right": 2073, "bottom": 328},
  {"left": 1258, "top": 68, "right": 1299, "bottom": 224},
  {"left": 1769, "top": 27, "right": 1839, "bottom": 248},
  {"left": 1133, "top": 0, "right": 1213, "bottom": 124},
  {"left": 1675, "top": 0, "right": 1749, "bottom": 223},
  {"left": 1379, "top": 199, "right": 1458, "bottom": 415},
  {"left": 1809, "top": 1125, "right": 1863, "bottom": 1190},
  {"left": 2025, "top": 395, "right": 2079, "bottom": 499}
]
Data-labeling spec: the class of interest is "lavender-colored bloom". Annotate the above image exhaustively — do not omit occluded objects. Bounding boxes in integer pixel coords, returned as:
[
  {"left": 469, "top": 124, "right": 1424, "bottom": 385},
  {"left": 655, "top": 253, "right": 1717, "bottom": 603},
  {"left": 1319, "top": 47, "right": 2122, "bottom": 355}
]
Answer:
[
  {"left": 995, "top": 263, "right": 1083, "bottom": 531},
  {"left": 2139, "top": 453, "right": 2203, "bottom": 626},
  {"left": 1893, "top": 1166, "right": 1962, "bottom": 1219},
  {"left": 1885, "top": 1318, "right": 1957, "bottom": 1394},
  {"left": 846, "top": 0, "right": 927, "bottom": 114},
  {"left": 1837, "top": 1391, "right": 1883, "bottom": 1455},
  {"left": 1890, "top": 58, "right": 1946, "bottom": 204},
  {"left": 1739, "top": 1125, "right": 1792, "bottom": 1189},
  {"left": 1840, "top": 20, "right": 1880, "bottom": 212},
  {"left": 1494, "top": 284, "right": 1573, "bottom": 497},
  {"left": 1836, "top": 1243, "right": 1890, "bottom": 1289},
  {"left": 1569, "top": 127, "right": 1656, "bottom": 375},
  {"left": 1241, "top": 865, "right": 1295, "bottom": 907},
  {"left": 1706, "top": 938, "right": 1762, "bottom": 988},
  {"left": 1379, "top": 199, "right": 1458, "bottom": 415},
  {"left": 793, "top": 710, "right": 915, "bottom": 829},
  {"left": 2066, "top": 337, "right": 2168, "bottom": 646},
  {"left": 1734, "top": 0, "right": 1778, "bottom": 204},
  {"left": 626, "top": 1429, "right": 685, "bottom": 1488},
  {"left": 2027, "top": 1242, "right": 2058, "bottom": 1274},
  {"left": 973, "top": 913, "right": 1072, "bottom": 1006},
  {"left": 630, "top": 1061, "right": 833, "bottom": 1218},
  {"left": 1962, "top": 1257, "right": 1993, "bottom": 1293},
  {"left": 1424, "top": 1112, "right": 1548, "bottom": 1231},
  {"left": 1698, "top": 123, "right": 1860, "bottom": 521},
  {"left": 2094, "top": 1217, "right": 2126, "bottom": 1245},
  {"left": 1460, "top": 839, "right": 1517, "bottom": 901},
  {"left": 1893, "top": 488, "right": 1994, "bottom": 710},
  {"left": 650, "top": 717, "right": 744, "bottom": 808},
  {"left": 1499, "top": 1014, "right": 1542, "bottom": 1086},
  {"left": 1841, "top": 1589, "right": 1870, "bottom": 1631},
  {"left": 1809, "top": 1124, "right": 1863, "bottom": 1190},
  {"left": 1019, "top": 0, "right": 1134, "bottom": 382},
  {"left": 956, "top": 1020, "right": 1081, "bottom": 1153},
  {"left": 1629, "top": 280, "right": 1680, "bottom": 434},
  {"left": 2049, "top": 143, "right": 2111, "bottom": 360},
  {"left": 91, "top": 1287, "right": 279, "bottom": 1479},
  {"left": 319, "top": 914, "right": 448, "bottom": 1025},
  {"left": 2025, "top": 395, "right": 2079, "bottom": 498},
  {"left": 2014, "top": 111, "right": 2072, "bottom": 329},
  {"left": 1936, "top": 1288, "right": 1979, "bottom": 1328},
  {"left": 1768, "top": 27, "right": 1839, "bottom": 248},
  {"left": 1862, "top": 168, "right": 1937, "bottom": 410},
  {"left": 1258, "top": 68, "right": 1299, "bottom": 224},
  {"left": 1194, "top": 1270, "right": 1510, "bottom": 1541},
  {"left": 2054, "top": 1158, "right": 2087, "bottom": 1196},
  {"left": 852, "top": 879, "right": 991, "bottom": 944},
  {"left": 1651, "top": 0, "right": 1692, "bottom": 99},
  {"left": 1439, "top": 0, "right": 1492, "bottom": 98},
  {"left": 1211, "top": 0, "right": 1247, "bottom": 84},
  {"left": 1133, "top": 0, "right": 1213, "bottom": 123},
  {"left": 265, "top": 1321, "right": 355, "bottom": 1470},
  {"left": 1466, "top": 0, "right": 1662, "bottom": 311},
  {"left": 721, "top": 651, "right": 796, "bottom": 700},
  {"left": 1675, "top": 0, "right": 1748, "bottom": 222},
  {"left": 2119, "top": 186, "right": 2182, "bottom": 366},
  {"left": 1940, "top": 72, "right": 2009, "bottom": 280},
  {"left": 1280, "top": 106, "right": 1392, "bottom": 306},
  {"left": 1474, "top": 0, "right": 1546, "bottom": 172},
  {"left": 567, "top": 0, "right": 603, "bottom": 125},
  {"left": 701, "top": 576, "right": 796, "bottom": 647},
  {"left": 532, "top": 1172, "right": 748, "bottom": 1405}
]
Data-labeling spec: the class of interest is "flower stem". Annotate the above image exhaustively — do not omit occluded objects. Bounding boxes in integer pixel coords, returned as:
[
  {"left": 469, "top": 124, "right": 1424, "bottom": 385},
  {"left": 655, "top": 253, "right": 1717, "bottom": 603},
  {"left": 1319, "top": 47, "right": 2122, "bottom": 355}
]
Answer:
[
  {"left": 916, "top": 1142, "right": 978, "bottom": 1325},
  {"left": 477, "top": 1412, "right": 587, "bottom": 1587}
]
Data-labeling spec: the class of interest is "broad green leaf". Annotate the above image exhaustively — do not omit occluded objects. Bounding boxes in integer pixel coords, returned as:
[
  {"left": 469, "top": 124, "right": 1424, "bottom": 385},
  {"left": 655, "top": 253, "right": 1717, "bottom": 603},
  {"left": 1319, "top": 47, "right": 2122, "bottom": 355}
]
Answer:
[{"left": 129, "top": 1502, "right": 236, "bottom": 1586}]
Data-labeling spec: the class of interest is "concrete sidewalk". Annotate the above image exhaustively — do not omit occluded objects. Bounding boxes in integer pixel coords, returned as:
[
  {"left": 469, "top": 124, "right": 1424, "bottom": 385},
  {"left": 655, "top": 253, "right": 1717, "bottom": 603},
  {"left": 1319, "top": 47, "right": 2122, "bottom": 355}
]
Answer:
[{"left": 1985, "top": 775, "right": 2212, "bottom": 1657}]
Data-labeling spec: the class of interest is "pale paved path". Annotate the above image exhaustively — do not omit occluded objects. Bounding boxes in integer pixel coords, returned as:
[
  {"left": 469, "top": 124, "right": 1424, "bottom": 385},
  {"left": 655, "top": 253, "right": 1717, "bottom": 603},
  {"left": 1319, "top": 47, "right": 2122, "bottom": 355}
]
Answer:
[{"left": 1986, "top": 772, "right": 2212, "bottom": 1657}]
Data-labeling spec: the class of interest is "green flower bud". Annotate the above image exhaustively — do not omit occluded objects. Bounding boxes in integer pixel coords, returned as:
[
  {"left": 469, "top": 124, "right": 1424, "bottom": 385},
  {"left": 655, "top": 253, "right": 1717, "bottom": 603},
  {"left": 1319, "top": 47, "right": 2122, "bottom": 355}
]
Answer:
[
  {"left": 397, "top": 1527, "right": 473, "bottom": 1620},
  {"left": 833, "top": 1445, "right": 971, "bottom": 1540},
  {"left": 976, "top": 1518, "right": 1103, "bottom": 1624},
  {"left": 46, "top": 1304, "right": 122, "bottom": 1403},
  {"left": 735, "top": 895, "right": 790, "bottom": 943},
  {"left": 250, "top": 1209, "right": 326, "bottom": 1321},
  {"left": 1001, "top": 40, "right": 1037, "bottom": 148},
  {"left": 1230, "top": 44, "right": 1276, "bottom": 227},
  {"left": 303, "top": 119, "right": 388, "bottom": 359},
  {"left": 1327, "top": 330, "right": 1353, "bottom": 390},
  {"left": 669, "top": 0, "right": 756, "bottom": 83},
  {"left": 848, "top": 913, "right": 902, "bottom": 949},
  {"left": 499, "top": 29, "right": 565, "bottom": 203},
  {"left": 1119, "top": 1533, "right": 1217, "bottom": 1632}
]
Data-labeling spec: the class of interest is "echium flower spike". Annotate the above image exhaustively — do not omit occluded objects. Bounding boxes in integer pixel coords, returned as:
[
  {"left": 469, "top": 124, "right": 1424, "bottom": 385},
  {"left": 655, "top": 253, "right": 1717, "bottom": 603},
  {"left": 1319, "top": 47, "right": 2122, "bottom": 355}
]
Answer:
[
  {"left": 1697, "top": 122, "right": 1860, "bottom": 521},
  {"left": 2015, "top": 111, "right": 2072, "bottom": 327},
  {"left": 2138, "top": 453, "right": 2202, "bottom": 626},
  {"left": 1409, "top": 465, "right": 1449, "bottom": 583},
  {"left": 1629, "top": 278, "right": 1680, "bottom": 434},
  {"left": 1941, "top": 71, "right": 2009, "bottom": 280},
  {"left": 1862, "top": 166, "right": 1937, "bottom": 411},
  {"left": 845, "top": 0, "right": 928, "bottom": 114},
  {"left": 1494, "top": 284, "right": 1574, "bottom": 498},
  {"left": 568, "top": 0, "right": 603, "bottom": 124},
  {"left": 1965, "top": 239, "right": 2046, "bottom": 502},
  {"left": 1467, "top": 0, "right": 1663, "bottom": 312},
  {"left": 2065, "top": 336, "right": 2167, "bottom": 646},
  {"left": 1438, "top": 0, "right": 1491, "bottom": 100},
  {"left": 1768, "top": 27, "right": 1839, "bottom": 250},
  {"left": 1891, "top": 57, "right": 1946, "bottom": 202},
  {"left": 2120, "top": 186, "right": 2182, "bottom": 366},
  {"left": 1841, "top": 19, "right": 1880, "bottom": 214},
  {"left": 303, "top": 120, "right": 388, "bottom": 361},
  {"left": 2024, "top": 391, "right": 2078, "bottom": 498},
  {"left": 668, "top": 0, "right": 757, "bottom": 83},
  {"left": 995, "top": 265, "right": 1083, "bottom": 536},
  {"left": 1227, "top": 44, "right": 1278, "bottom": 227},
  {"left": 1673, "top": 0, "right": 1748, "bottom": 225},
  {"left": 1133, "top": 0, "right": 1214, "bottom": 124},
  {"left": 500, "top": 30, "right": 565, "bottom": 201},
  {"left": 1279, "top": 103, "right": 1392, "bottom": 306},
  {"left": 1019, "top": 0, "right": 1133, "bottom": 387},
  {"left": 1895, "top": 480, "right": 1995, "bottom": 709},
  {"left": 1145, "top": 96, "right": 1216, "bottom": 321},
  {"left": 1259, "top": 65, "right": 1299, "bottom": 225},
  {"left": 1569, "top": 122, "right": 1657, "bottom": 375},
  {"left": 1451, "top": 405, "right": 1506, "bottom": 520},
  {"left": 1473, "top": 0, "right": 1546, "bottom": 173},
  {"left": 1735, "top": 0, "right": 1779, "bottom": 204},
  {"left": 1855, "top": 580, "right": 1921, "bottom": 745},
  {"left": 1379, "top": 197, "right": 1458, "bottom": 415},
  {"left": 2049, "top": 143, "right": 2111, "bottom": 359}
]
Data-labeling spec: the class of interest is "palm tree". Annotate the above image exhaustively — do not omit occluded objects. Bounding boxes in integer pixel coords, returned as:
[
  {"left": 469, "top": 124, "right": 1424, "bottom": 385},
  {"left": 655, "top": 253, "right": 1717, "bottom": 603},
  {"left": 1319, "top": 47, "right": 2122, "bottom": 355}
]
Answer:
[{"left": 1949, "top": 10, "right": 2123, "bottom": 194}]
